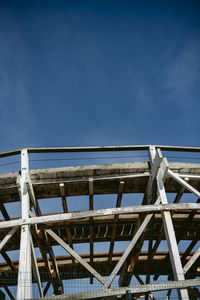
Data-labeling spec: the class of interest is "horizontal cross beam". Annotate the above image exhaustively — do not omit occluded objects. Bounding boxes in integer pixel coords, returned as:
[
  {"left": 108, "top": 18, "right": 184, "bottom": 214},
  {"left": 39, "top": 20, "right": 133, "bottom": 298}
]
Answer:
[{"left": 0, "top": 202, "right": 199, "bottom": 229}]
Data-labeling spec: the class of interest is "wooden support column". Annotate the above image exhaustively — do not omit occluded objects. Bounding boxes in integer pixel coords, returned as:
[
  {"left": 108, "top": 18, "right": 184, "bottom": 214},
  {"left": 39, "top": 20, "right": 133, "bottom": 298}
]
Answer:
[
  {"left": 145, "top": 215, "right": 154, "bottom": 299},
  {"left": 151, "top": 187, "right": 185, "bottom": 266},
  {"left": 155, "top": 196, "right": 200, "bottom": 281},
  {"left": 59, "top": 183, "right": 74, "bottom": 260},
  {"left": 30, "top": 233, "right": 44, "bottom": 298},
  {"left": 118, "top": 146, "right": 162, "bottom": 287},
  {"left": 89, "top": 178, "right": 94, "bottom": 284},
  {"left": 108, "top": 181, "right": 124, "bottom": 263},
  {"left": 17, "top": 149, "right": 32, "bottom": 299},
  {"left": 155, "top": 148, "right": 189, "bottom": 300}
]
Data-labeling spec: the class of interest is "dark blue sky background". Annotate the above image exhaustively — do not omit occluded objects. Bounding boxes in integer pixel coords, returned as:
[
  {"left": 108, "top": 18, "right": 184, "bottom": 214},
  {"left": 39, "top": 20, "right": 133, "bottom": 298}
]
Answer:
[{"left": 0, "top": 0, "right": 200, "bottom": 151}]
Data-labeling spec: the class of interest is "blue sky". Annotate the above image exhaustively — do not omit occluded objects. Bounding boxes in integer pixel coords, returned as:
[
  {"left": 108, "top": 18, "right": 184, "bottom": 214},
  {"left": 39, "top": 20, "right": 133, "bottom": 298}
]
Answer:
[{"left": 0, "top": 0, "right": 200, "bottom": 152}]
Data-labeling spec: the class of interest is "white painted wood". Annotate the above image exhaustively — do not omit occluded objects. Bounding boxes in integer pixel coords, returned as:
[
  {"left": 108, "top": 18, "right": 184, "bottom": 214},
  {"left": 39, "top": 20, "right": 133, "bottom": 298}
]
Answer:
[
  {"left": 17, "top": 224, "right": 32, "bottom": 299},
  {"left": 17, "top": 149, "right": 32, "bottom": 300},
  {"left": 0, "top": 202, "right": 199, "bottom": 230},
  {"left": 30, "top": 233, "right": 44, "bottom": 297},
  {"left": 157, "top": 151, "right": 189, "bottom": 300},
  {"left": 183, "top": 247, "right": 200, "bottom": 274},
  {"left": 104, "top": 198, "right": 160, "bottom": 289},
  {"left": 168, "top": 169, "right": 200, "bottom": 198},
  {"left": 26, "top": 176, "right": 41, "bottom": 216},
  {"left": 45, "top": 229, "right": 106, "bottom": 286},
  {"left": 0, "top": 227, "right": 19, "bottom": 252}
]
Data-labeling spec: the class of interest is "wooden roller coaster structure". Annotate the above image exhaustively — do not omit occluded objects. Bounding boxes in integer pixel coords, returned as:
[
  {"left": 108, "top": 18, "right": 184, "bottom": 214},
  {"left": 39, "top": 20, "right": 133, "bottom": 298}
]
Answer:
[{"left": 0, "top": 145, "right": 199, "bottom": 299}]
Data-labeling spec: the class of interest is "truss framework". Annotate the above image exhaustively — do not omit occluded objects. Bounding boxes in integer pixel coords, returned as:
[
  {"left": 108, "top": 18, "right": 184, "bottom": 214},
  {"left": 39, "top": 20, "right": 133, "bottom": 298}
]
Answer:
[{"left": 0, "top": 145, "right": 199, "bottom": 299}]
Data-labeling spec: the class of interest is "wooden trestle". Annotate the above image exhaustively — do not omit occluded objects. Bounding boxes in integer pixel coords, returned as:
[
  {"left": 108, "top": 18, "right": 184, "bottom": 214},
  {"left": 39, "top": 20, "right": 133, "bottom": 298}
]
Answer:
[{"left": 0, "top": 145, "right": 199, "bottom": 299}]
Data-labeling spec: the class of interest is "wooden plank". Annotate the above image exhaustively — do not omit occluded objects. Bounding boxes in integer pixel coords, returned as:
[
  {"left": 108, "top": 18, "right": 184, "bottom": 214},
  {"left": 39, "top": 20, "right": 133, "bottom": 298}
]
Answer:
[
  {"left": 158, "top": 166, "right": 189, "bottom": 299},
  {"left": 60, "top": 183, "right": 68, "bottom": 213},
  {"left": 30, "top": 212, "right": 63, "bottom": 296},
  {"left": 26, "top": 177, "right": 41, "bottom": 216},
  {"left": 4, "top": 286, "right": 14, "bottom": 300},
  {"left": 1, "top": 251, "right": 17, "bottom": 272},
  {"left": 108, "top": 181, "right": 124, "bottom": 263},
  {"left": 150, "top": 187, "right": 185, "bottom": 262},
  {"left": 17, "top": 149, "right": 32, "bottom": 300},
  {"left": 45, "top": 229, "right": 106, "bottom": 285},
  {"left": 43, "top": 282, "right": 51, "bottom": 297},
  {"left": 59, "top": 183, "right": 74, "bottom": 263},
  {"left": 183, "top": 247, "right": 200, "bottom": 274},
  {"left": 30, "top": 233, "right": 44, "bottom": 297},
  {"left": 181, "top": 240, "right": 198, "bottom": 265},
  {"left": 168, "top": 169, "right": 200, "bottom": 198},
  {"left": 0, "top": 201, "right": 10, "bottom": 221},
  {"left": 0, "top": 227, "right": 19, "bottom": 252},
  {"left": 0, "top": 202, "right": 199, "bottom": 230}
]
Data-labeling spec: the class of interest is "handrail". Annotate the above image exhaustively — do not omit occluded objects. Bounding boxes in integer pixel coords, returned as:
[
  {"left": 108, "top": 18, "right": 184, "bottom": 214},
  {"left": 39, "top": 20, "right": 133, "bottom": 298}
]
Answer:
[{"left": 0, "top": 144, "right": 200, "bottom": 158}]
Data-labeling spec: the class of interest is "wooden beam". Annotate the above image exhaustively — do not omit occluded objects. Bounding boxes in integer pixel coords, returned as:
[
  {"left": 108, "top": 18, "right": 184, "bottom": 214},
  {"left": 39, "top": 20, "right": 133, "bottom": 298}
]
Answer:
[
  {"left": 60, "top": 183, "right": 68, "bottom": 213},
  {"left": 26, "top": 176, "right": 41, "bottom": 216},
  {"left": 118, "top": 148, "right": 167, "bottom": 287},
  {"left": 0, "top": 200, "right": 10, "bottom": 221},
  {"left": 59, "top": 183, "right": 75, "bottom": 264},
  {"left": 45, "top": 228, "right": 106, "bottom": 285},
  {"left": 168, "top": 169, "right": 200, "bottom": 199},
  {"left": 89, "top": 178, "right": 94, "bottom": 284},
  {"left": 174, "top": 187, "right": 185, "bottom": 203},
  {"left": 104, "top": 197, "right": 161, "bottom": 289},
  {"left": 108, "top": 181, "right": 124, "bottom": 263},
  {"left": 17, "top": 149, "right": 32, "bottom": 299},
  {"left": 145, "top": 215, "right": 154, "bottom": 289},
  {"left": 183, "top": 247, "right": 200, "bottom": 274},
  {"left": 154, "top": 197, "right": 200, "bottom": 281},
  {"left": 0, "top": 227, "right": 19, "bottom": 252},
  {"left": 1, "top": 251, "right": 17, "bottom": 272},
  {"left": 149, "top": 186, "right": 185, "bottom": 264},
  {"left": 181, "top": 240, "right": 198, "bottom": 265},
  {"left": 30, "top": 233, "right": 44, "bottom": 297},
  {"left": 4, "top": 286, "right": 14, "bottom": 300},
  {"left": 43, "top": 282, "right": 51, "bottom": 297},
  {"left": 0, "top": 201, "right": 199, "bottom": 230},
  {"left": 2, "top": 144, "right": 200, "bottom": 159},
  {"left": 157, "top": 151, "right": 189, "bottom": 299},
  {"left": 29, "top": 211, "right": 63, "bottom": 295}
]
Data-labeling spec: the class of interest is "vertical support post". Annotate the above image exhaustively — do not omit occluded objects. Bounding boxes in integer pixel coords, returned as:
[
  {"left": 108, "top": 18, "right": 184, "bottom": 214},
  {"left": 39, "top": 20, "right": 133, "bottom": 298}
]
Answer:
[
  {"left": 151, "top": 147, "right": 189, "bottom": 300},
  {"left": 17, "top": 149, "right": 32, "bottom": 299},
  {"left": 89, "top": 178, "right": 94, "bottom": 284}
]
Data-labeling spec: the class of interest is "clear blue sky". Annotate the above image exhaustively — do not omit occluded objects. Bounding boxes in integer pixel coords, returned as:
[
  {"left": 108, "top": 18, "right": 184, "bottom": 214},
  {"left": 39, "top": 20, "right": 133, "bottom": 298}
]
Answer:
[{"left": 0, "top": 0, "right": 200, "bottom": 152}]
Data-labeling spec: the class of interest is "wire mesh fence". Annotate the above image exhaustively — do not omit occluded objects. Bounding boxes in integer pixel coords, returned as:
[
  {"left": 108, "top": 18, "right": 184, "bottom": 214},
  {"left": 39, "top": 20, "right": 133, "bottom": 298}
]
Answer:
[{"left": 0, "top": 272, "right": 199, "bottom": 299}]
